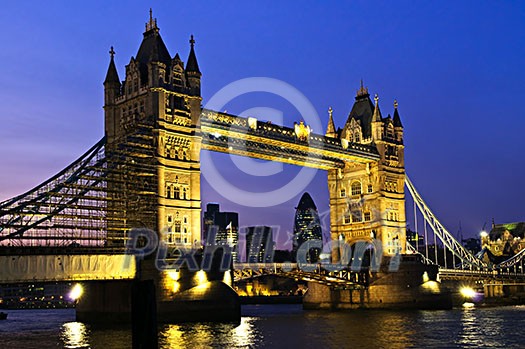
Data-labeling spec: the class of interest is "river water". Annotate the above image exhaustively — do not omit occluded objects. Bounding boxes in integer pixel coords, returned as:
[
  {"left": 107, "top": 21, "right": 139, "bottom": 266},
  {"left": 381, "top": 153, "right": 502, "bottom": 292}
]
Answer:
[{"left": 0, "top": 305, "right": 524, "bottom": 348}]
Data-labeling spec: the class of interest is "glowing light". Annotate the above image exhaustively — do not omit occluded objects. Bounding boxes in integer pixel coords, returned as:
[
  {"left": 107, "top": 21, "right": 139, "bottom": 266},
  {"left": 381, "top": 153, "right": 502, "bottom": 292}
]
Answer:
[
  {"left": 167, "top": 270, "right": 180, "bottom": 281},
  {"left": 69, "top": 284, "right": 83, "bottom": 301},
  {"left": 460, "top": 286, "right": 476, "bottom": 299},
  {"left": 421, "top": 281, "right": 440, "bottom": 294},
  {"left": 480, "top": 231, "right": 488, "bottom": 238},
  {"left": 462, "top": 302, "right": 475, "bottom": 308},
  {"left": 422, "top": 271, "right": 430, "bottom": 283},
  {"left": 172, "top": 281, "right": 180, "bottom": 293},
  {"left": 223, "top": 270, "right": 232, "bottom": 285},
  {"left": 196, "top": 270, "right": 207, "bottom": 285}
]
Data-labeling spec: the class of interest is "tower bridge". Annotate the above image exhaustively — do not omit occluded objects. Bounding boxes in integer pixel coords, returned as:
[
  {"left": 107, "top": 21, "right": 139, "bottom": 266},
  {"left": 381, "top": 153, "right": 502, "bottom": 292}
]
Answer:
[{"left": 1, "top": 11, "right": 525, "bottom": 320}]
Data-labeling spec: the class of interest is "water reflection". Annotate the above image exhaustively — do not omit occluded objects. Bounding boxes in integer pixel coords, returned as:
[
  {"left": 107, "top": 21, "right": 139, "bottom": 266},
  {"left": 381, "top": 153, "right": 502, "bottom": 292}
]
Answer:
[
  {"left": 43, "top": 306, "right": 525, "bottom": 348},
  {"left": 60, "top": 321, "right": 90, "bottom": 348},
  {"left": 458, "top": 307, "right": 504, "bottom": 348},
  {"left": 159, "top": 317, "right": 260, "bottom": 348}
]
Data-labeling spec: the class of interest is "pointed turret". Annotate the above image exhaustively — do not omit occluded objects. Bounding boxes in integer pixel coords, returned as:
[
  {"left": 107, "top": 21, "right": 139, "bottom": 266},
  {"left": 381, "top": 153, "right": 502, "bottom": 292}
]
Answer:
[
  {"left": 392, "top": 100, "right": 403, "bottom": 142},
  {"left": 370, "top": 93, "right": 384, "bottom": 141},
  {"left": 104, "top": 47, "right": 121, "bottom": 106},
  {"left": 393, "top": 100, "right": 403, "bottom": 128},
  {"left": 372, "top": 94, "right": 382, "bottom": 122},
  {"left": 326, "top": 106, "right": 337, "bottom": 138},
  {"left": 186, "top": 35, "right": 201, "bottom": 96},
  {"left": 104, "top": 47, "right": 121, "bottom": 144},
  {"left": 104, "top": 46, "right": 120, "bottom": 85},
  {"left": 186, "top": 35, "right": 201, "bottom": 74}
]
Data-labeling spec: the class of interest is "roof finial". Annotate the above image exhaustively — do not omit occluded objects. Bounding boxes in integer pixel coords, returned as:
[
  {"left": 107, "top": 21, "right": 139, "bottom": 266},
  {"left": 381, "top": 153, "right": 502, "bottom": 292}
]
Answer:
[
  {"left": 374, "top": 93, "right": 379, "bottom": 105},
  {"left": 109, "top": 46, "right": 115, "bottom": 59},
  {"left": 394, "top": 99, "right": 398, "bottom": 109},
  {"left": 328, "top": 106, "right": 333, "bottom": 118},
  {"left": 190, "top": 34, "right": 195, "bottom": 48},
  {"left": 356, "top": 79, "right": 369, "bottom": 97},
  {"left": 146, "top": 8, "right": 158, "bottom": 31}
]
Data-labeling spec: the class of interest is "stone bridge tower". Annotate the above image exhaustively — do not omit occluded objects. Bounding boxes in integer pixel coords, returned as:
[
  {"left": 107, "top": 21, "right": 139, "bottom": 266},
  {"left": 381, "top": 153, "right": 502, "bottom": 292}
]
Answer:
[
  {"left": 327, "top": 83, "right": 406, "bottom": 256},
  {"left": 103, "top": 11, "right": 202, "bottom": 247}
]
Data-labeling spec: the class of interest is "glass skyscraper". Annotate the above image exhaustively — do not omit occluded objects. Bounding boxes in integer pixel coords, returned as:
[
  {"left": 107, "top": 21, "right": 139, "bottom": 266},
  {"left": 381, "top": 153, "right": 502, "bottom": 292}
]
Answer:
[
  {"left": 292, "top": 192, "right": 323, "bottom": 263},
  {"left": 203, "top": 203, "right": 239, "bottom": 261}
]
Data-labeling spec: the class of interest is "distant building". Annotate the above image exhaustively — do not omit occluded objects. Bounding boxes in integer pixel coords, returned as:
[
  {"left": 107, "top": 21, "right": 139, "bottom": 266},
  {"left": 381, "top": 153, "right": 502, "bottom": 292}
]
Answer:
[
  {"left": 203, "top": 203, "right": 239, "bottom": 261},
  {"left": 245, "top": 226, "right": 274, "bottom": 263},
  {"left": 481, "top": 222, "right": 525, "bottom": 262},
  {"left": 0, "top": 282, "right": 74, "bottom": 309},
  {"left": 406, "top": 228, "right": 424, "bottom": 248},
  {"left": 292, "top": 192, "right": 323, "bottom": 263}
]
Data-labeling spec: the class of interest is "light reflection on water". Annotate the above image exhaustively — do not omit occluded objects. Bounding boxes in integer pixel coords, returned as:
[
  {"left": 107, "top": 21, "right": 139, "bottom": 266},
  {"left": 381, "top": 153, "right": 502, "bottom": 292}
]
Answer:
[
  {"left": 159, "top": 317, "right": 261, "bottom": 348},
  {"left": 2, "top": 306, "right": 525, "bottom": 348},
  {"left": 60, "top": 322, "right": 90, "bottom": 349}
]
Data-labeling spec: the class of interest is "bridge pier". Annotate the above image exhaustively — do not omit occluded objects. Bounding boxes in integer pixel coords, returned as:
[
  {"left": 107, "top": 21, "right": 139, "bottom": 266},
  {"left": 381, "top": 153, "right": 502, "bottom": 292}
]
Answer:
[
  {"left": 76, "top": 257, "right": 240, "bottom": 323},
  {"left": 303, "top": 256, "right": 452, "bottom": 310}
]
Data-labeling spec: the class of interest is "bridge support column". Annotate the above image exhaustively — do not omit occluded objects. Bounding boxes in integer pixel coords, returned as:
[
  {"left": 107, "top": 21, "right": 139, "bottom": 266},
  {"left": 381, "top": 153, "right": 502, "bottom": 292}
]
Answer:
[
  {"left": 304, "top": 257, "right": 452, "bottom": 310},
  {"left": 76, "top": 258, "right": 240, "bottom": 323}
]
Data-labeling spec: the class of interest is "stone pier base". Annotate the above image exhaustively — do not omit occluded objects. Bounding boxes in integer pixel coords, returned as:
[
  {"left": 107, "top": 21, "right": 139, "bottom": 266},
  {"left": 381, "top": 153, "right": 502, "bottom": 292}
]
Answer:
[
  {"left": 76, "top": 258, "right": 240, "bottom": 323},
  {"left": 304, "top": 256, "right": 452, "bottom": 310}
]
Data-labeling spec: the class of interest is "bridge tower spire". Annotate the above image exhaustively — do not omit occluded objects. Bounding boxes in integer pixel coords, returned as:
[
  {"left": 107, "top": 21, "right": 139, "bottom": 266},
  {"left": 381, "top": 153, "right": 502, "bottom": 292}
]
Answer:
[{"left": 326, "top": 106, "right": 337, "bottom": 138}]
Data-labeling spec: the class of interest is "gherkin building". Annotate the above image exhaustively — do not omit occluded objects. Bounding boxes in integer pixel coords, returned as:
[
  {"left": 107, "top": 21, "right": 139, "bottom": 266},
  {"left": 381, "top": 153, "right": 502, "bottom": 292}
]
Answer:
[{"left": 292, "top": 192, "right": 323, "bottom": 263}]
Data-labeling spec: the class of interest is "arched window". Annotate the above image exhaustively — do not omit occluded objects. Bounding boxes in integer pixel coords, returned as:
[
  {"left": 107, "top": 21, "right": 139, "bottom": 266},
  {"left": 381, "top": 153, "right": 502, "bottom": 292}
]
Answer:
[
  {"left": 174, "top": 186, "right": 180, "bottom": 199},
  {"left": 183, "top": 187, "right": 188, "bottom": 200},
  {"left": 351, "top": 181, "right": 362, "bottom": 196},
  {"left": 166, "top": 184, "right": 172, "bottom": 198}
]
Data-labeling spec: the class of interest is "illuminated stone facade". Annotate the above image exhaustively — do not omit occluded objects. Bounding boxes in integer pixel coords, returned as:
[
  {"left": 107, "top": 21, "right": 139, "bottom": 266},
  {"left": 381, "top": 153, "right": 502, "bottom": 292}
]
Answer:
[
  {"left": 481, "top": 222, "right": 525, "bottom": 262},
  {"left": 104, "top": 13, "right": 202, "bottom": 247},
  {"left": 327, "top": 84, "right": 406, "bottom": 256}
]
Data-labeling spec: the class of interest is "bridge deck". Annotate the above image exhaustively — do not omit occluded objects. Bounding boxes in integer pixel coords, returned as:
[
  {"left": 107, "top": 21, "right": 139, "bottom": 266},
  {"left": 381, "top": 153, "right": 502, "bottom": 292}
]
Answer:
[{"left": 201, "top": 110, "right": 380, "bottom": 170}]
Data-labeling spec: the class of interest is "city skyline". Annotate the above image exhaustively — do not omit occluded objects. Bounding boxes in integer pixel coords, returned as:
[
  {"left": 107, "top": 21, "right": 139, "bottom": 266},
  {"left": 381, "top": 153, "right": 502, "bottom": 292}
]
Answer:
[{"left": 0, "top": 2, "right": 524, "bottom": 248}]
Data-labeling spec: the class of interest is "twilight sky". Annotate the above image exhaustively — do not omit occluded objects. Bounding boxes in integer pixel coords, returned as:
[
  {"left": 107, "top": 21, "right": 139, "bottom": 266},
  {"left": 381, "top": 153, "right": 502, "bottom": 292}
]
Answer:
[{"left": 0, "top": 1, "right": 524, "bottom": 248}]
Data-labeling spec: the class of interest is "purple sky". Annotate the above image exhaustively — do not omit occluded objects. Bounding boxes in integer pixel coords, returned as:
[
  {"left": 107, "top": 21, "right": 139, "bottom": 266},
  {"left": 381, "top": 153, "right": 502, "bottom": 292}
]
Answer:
[{"left": 1, "top": 1, "right": 524, "bottom": 248}]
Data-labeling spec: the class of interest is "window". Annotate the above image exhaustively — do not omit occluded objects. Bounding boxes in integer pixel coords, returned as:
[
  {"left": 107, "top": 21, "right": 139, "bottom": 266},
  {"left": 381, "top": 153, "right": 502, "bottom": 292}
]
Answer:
[
  {"left": 183, "top": 187, "right": 188, "bottom": 200},
  {"left": 174, "top": 221, "right": 181, "bottom": 233},
  {"left": 353, "top": 131, "right": 361, "bottom": 143},
  {"left": 183, "top": 216, "right": 188, "bottom": 224},
  {"left": 340, "top": 189, "right": 346, "bottom": 197},
  {"left": 174, "top": 187, "right": 180, "bottom": 199},
  {"left": 166, "top": 185, "right": 172, "bottom": 198},
  {"left": 167, "top": 215, "right": 173, "bottom": 223},
  {"left": 364, "top": 212, "right": 371, "bottom": 221},
  {"left": 351, "top": 181, "right": 362, "bottom": 196},
  {"left": 367, "top": 184, "right": 373, "bottom": 193},
  {"left": 344, "top": 215, "right": 351, "bottom": 224}
]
